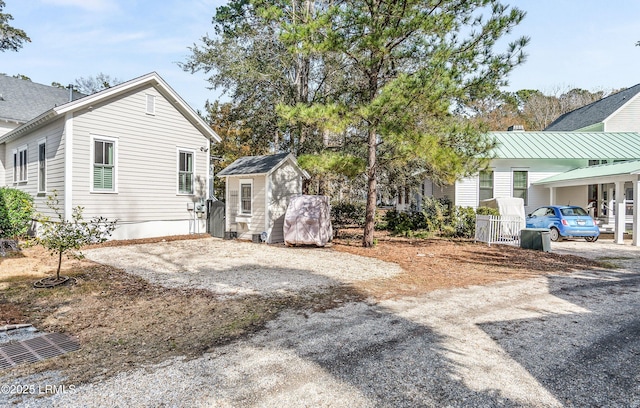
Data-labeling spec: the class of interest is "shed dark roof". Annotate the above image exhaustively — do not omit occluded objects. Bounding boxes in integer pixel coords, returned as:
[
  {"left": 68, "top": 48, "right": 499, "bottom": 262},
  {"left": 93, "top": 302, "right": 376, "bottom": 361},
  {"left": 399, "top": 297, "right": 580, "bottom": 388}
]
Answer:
[
  {"left": 544, "top": 84, "right": 640, "bottom": 131},
  {"left": 0, "top": 75, "right": 85, "bottom": 123},
  {"left": 217, "top": 153, "right": 291, "bottom": 176}
]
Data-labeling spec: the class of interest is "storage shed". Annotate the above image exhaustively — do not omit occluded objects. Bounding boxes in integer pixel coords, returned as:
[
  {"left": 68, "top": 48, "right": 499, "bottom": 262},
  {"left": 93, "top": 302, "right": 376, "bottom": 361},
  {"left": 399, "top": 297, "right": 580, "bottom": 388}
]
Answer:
[{"left": 217, "top": 153, "right": 310, "bottom": 243}]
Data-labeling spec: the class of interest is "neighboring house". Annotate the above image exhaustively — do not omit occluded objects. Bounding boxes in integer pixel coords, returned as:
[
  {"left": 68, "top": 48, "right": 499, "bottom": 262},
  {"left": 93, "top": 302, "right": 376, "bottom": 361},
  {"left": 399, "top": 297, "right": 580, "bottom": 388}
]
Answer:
[
  {"left": 217, "top": 153, "right": 309, "bottom": 244},
  {"left": 0, "top": 72, "right": 221, "bottom": 240},
  {"left": 545, "top": 84, "right": 640, "bottom": 132},
  {"left": 413, "top": 85, "right": 640, "bottom": 245}
]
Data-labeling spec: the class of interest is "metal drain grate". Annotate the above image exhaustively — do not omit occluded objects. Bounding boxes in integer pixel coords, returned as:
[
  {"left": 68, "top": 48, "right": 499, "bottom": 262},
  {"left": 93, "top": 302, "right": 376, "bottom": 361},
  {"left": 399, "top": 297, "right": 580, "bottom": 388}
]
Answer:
[{"left": 0, "top": 333, "right": 80, "bottom": 370}]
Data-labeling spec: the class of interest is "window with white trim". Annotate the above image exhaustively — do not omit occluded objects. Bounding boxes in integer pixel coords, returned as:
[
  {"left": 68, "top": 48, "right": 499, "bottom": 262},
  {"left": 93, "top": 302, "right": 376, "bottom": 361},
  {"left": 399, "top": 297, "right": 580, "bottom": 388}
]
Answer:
[
  {"left": 93, "top": 139, "right": 115, "bottom": 191},
  {"left": 146, "top": 94, "right": 155, "bottom": 115},
  {"left": 479, "top": 170, "right": 494, "bottom": 202},
  {"left": 178, "top": 150, "right": 194, "bottom": 194},
  {"left": 240, "top": 180, "right": 252, "bottom": 214},
  {"left": 38, "top": 140, "right": 46, "bottom": 192},
  {"left": 13, "top": 146, "right": 27, "bottom": 183},
  {"left": 513, "top": 170, "right": 528, "bottom": 205}
]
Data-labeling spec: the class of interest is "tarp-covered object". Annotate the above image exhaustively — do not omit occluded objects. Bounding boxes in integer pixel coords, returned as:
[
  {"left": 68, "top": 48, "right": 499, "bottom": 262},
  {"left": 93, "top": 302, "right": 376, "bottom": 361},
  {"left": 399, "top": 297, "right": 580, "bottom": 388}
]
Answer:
[
  {"left": 480, "top": 197, "right": 526, "bottom": 231},
  {"left": 284, "top": 195, "right": 332, "bottom": 247}
]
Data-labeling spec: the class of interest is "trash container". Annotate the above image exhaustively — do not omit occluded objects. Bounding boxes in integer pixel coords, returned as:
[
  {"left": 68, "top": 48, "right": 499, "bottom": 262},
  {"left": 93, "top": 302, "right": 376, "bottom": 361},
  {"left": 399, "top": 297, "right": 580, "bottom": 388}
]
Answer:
[{"left": 520, "top": 228, "right": 551, "bottom": 252}]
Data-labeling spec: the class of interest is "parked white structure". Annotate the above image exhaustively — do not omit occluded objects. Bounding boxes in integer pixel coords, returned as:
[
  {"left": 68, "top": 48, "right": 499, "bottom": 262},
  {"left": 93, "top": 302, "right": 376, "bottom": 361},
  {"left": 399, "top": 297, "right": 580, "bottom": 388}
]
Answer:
[{"left": 0, "top": 72, "right": 220, "bottom": 240}]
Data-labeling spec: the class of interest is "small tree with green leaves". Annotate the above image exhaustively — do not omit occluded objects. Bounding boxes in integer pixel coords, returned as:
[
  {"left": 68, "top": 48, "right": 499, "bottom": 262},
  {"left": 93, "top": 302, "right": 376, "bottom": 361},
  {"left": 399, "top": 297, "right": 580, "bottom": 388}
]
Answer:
[{"left": 33, "top": 192, "right": 117, "bottom": 284}]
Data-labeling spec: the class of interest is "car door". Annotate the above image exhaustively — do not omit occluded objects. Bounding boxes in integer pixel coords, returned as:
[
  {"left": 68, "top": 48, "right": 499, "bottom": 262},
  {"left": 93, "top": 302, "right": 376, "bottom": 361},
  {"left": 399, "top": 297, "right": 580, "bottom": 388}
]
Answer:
[{"left": 527, "top": 207, "right": 547, "bottom": 228}]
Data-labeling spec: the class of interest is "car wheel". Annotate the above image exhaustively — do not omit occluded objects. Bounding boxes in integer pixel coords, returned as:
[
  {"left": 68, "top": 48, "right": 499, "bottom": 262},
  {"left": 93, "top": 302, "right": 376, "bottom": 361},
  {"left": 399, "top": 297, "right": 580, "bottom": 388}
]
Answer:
[
  {"left": 585, "top": 236, "right": 598, "bottom": 242},
  {"left": 549, "top": 227, "right": 562, "bottom": 242}
]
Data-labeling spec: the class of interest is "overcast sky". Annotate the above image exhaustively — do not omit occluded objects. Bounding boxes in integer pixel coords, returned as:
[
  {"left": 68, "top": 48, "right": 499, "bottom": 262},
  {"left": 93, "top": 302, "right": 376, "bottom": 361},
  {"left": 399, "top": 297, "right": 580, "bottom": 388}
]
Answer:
[{"left": 3, "top": 0, "right": 640, "bottom": 112}]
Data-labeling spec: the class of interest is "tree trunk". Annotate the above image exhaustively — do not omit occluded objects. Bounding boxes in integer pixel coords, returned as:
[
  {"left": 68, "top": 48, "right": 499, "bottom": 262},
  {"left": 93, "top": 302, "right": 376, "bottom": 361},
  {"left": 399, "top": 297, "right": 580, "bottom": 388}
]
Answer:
[
  {"left": 362, "top": 126, "right": 377, "bottom": 247},
  {"left": 56, "top": 251, "right": 62, "bottom": 280}
]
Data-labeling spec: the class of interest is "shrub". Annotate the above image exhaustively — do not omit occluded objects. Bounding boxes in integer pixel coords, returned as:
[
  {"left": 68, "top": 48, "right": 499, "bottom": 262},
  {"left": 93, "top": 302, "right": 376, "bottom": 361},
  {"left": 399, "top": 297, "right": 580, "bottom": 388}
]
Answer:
[
  {"left": 446, "top": 206, "right": 477, "bottom": 238},
  {"left": 331, "top": 201, "right": 366, "bottom": 228},
  {"left": 421, "top": 196, "right": 449, "bottom": 232},
  {"left": 0, "top": 187, "right": 34, "bottom": 239},
  {"left": 476, "top": 206, "right": 500, "bottom": 216}
]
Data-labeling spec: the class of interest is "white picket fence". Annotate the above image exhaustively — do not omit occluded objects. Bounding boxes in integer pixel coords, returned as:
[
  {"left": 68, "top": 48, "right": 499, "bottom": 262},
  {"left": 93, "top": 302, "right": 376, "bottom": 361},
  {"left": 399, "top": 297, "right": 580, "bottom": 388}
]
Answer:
[{"left": 475, "top": 215, "right": 524, "bottom": 246}]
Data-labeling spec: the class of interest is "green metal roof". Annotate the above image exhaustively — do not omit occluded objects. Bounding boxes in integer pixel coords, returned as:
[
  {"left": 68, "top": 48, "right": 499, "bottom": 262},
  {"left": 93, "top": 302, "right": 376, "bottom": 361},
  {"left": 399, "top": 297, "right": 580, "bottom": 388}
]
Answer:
[
  {"left": 491, "top": 132, "right": 640, "bottom": 159},
  {"left": 534, "top": 160, "right": 640, "bottom": 185}
]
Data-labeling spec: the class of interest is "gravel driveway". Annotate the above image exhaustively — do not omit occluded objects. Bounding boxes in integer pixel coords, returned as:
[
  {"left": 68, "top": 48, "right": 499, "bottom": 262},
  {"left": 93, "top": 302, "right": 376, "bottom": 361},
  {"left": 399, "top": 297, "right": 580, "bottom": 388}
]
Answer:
[
  {"left": 84, "top": 238, "right": 402, "bottom": 296},
  {"left": 11, "top": 238, "right": 640, "bottom": 407}
]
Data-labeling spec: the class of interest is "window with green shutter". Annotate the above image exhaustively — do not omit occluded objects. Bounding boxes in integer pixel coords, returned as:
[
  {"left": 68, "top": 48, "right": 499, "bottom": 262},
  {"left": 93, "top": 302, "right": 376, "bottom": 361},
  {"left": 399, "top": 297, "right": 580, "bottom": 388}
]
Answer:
[
  {"left": 178, "top": 151, "right": 194, "bottom": 194},
  {"left": 94, "top": 140, "right": 114, "bottom": 191}
]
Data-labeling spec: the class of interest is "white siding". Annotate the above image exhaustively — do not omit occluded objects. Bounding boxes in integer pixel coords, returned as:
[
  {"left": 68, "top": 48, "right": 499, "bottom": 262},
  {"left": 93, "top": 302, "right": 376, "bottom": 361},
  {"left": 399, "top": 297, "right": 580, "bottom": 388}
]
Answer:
[
  {"left": 2, "top": 119, "right": 66, "bottom": 218},
  {"left": 556, "top": 186, "right": 589, "bottom": 208},
  {"left": 267, "top": 161, "right": 303, "bottom": 243},
  {"left": 0, "top": 122, "right": 18, "bottom": 137},
  {"left": 0, "top": 143, "right": 5, "bottom": 183},
  {"left": 605, "top": 96, "right": 640, "bottom": 132},
  {"left": 70, "top": 85, "right": 210, "bottom": 238},
  {"left": 226, "top": 175, "right": 266, "bottom": 240},
  {"left": 454, "top": 176, "right": 478, "bottom": 208}
]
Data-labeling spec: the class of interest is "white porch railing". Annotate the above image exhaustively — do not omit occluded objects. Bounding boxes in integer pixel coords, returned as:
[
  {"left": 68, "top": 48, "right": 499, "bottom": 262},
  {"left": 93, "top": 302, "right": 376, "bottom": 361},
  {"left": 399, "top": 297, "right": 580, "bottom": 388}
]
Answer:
[{"left": 475, "top": 215, "right": 524, "bottom": 246}]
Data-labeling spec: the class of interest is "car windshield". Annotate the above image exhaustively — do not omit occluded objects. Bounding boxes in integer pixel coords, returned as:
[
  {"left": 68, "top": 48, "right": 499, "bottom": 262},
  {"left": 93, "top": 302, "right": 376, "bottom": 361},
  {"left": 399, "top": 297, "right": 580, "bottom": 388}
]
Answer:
[{"left": 560, "top": 207, "right": 588, "bottom": 216}]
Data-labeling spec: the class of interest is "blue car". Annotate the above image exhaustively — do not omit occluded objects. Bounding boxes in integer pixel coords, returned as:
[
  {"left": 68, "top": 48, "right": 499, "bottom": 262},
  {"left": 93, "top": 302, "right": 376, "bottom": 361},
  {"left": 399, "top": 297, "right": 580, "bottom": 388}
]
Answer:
[{"left": 526, "top": 205, "right": 600, "bottom": 242}]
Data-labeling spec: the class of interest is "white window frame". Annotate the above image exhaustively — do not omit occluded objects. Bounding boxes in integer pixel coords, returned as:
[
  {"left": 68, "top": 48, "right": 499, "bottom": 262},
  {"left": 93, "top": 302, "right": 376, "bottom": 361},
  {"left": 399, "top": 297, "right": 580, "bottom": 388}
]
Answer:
[
  {"left": 146, "top": 94, "right": 156, "bottom": 115},
  {"left": 478, "top": 169, "right": 494, "bottom": 203},
  {"left": 177, "top": 148, "right": 196, "bottom": 195},
  {"left": 13, "top": 145, "right": 28, "bottom": 183},
  {"left": 90, "top": 135, "right": 118, "bottom": 193},
  {"left": 38, "top": 138, "right": 47, "bottom": 193},
  {"left": 239, "top": 178, "right": 253, "bottom": 215}
]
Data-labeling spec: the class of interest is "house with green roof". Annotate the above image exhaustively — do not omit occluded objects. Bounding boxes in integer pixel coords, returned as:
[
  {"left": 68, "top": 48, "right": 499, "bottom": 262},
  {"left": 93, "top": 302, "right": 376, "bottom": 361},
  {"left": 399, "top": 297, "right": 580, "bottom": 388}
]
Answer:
[
  {"left": 0, "top": 73, "right": 221, "bottom": 240},
  {"left": 417, "top": 84, "right": 640, "bottom": 246}
]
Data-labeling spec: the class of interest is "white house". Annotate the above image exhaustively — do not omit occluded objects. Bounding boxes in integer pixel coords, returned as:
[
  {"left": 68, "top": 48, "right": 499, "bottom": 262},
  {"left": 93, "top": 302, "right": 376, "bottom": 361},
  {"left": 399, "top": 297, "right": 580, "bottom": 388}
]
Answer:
[
  {"left": 0, "top": 72, "right": 221, "bottom": 240},
  {"left": 217, "top": 153, "right": 309, "bottom": 244},
  {"left": 416, "top": 84, "right": 640, "bottom": 245}
]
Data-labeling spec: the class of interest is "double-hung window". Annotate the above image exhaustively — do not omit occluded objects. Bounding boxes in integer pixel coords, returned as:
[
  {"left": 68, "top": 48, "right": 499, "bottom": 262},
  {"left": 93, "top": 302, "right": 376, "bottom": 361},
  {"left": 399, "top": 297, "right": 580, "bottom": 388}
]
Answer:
[
  {"left": 93, "top": 138, "right": 115, "bottom": 191},
  {"left": 13, "top": 146, "right": 28, "bottom": 183},
  {"left": 513, "top": 170, "right": 528, "bottom": 205},
  {"left": 178, "top": 150, "right": 194, "bottom": 194},
  {"left": 38, "top": 140, "right": 46, "bottom": 192},
  {"left": 240, "top": 180, "right": 252, "bottom": 214},
  {"left": 479, "top": 170, "right": 494, "bottom": 202}
]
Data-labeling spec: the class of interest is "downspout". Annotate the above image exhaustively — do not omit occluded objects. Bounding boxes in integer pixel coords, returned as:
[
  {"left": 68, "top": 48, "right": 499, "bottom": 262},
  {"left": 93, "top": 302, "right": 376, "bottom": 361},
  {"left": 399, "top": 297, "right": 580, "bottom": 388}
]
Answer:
[{"left": 64, "top": 112, "right": 73, "bottom": 221}]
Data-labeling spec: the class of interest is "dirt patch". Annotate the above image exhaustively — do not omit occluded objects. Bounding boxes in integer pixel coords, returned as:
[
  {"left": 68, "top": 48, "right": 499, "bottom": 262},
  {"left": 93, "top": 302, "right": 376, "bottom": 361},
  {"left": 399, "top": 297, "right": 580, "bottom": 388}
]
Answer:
[
  {"left": 0, "top": 242, "right": 362, "bottom": 385},
  {"left": 332, "top": 229, "right": 604, "bottom": 298}
]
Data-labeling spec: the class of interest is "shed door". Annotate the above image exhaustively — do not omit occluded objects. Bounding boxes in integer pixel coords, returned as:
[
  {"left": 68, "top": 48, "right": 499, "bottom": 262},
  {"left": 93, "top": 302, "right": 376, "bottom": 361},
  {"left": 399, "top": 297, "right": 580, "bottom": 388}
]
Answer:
[{"left": 207, "top": 200, "right": 225, "bottom": 238}]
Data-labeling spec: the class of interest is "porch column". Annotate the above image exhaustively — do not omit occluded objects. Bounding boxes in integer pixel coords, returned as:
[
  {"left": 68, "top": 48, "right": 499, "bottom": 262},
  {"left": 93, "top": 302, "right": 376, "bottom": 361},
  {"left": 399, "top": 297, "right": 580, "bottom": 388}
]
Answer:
[
  {"left": 608, "top": 185, "right": 615, "bottom": 225},
  {"left": 633, "top": 177, "right": 640, "bottom": 246},
  {"left": 614, "top": 181, "right": 625, "bottom": 244},
  {"left": 549, "top": 187, "right": 556, "bottom": 206}
]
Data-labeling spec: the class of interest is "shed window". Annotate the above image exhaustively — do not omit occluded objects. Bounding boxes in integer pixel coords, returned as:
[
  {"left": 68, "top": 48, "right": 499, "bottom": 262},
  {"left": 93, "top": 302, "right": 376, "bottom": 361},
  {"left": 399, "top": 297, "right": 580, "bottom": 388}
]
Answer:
[
  {"left": 38, "top": 141, "right": 46, "bottom": 192},
  {"left": 94, "top": 139, "right": 115, "bottom": 191},
  {"left": 513, "top": 170, "right": 528, "bottom": 205},
  {"left": 178, "top": 151, "right": 194, "bottom": 194},
  {"left": 13, "top": 146, "right": 27, "bottom": 183},
  {"left": 479, "top": 170, "right": 494, "bottom": 202},
  {"left": 240, "top": 182, "right": 252, "bottom": 214}
]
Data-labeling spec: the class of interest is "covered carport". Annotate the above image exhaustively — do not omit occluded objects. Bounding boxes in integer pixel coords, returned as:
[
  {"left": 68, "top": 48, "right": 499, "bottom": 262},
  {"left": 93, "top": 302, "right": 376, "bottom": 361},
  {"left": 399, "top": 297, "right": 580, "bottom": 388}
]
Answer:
[{"left": 534, "top": 160, "right": 640, "bottom": 246}]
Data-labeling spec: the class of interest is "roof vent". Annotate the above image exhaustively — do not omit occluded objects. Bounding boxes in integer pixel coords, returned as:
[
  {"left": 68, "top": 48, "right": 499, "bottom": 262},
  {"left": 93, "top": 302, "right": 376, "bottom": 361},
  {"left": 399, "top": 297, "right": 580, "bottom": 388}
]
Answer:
[{"left": 507, "top": 125, "right": 525, "bottom": 132}]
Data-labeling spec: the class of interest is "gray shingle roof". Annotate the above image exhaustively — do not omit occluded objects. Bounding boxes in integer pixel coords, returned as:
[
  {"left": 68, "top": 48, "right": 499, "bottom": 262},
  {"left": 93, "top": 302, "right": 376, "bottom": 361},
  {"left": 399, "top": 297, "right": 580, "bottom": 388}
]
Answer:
[
  {"left": 544, "top": 84, "right": 640, "bottom": 131},
  {"left": 217, "top": 153, "right": 292, "bottom": 176},
  {"left": 0, "top": 74, "right": 85, "bottom": 123}
]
